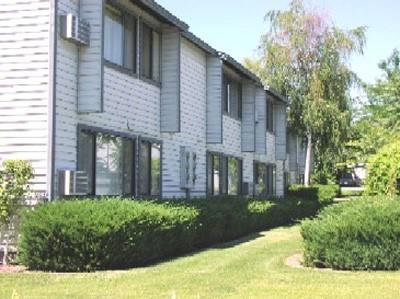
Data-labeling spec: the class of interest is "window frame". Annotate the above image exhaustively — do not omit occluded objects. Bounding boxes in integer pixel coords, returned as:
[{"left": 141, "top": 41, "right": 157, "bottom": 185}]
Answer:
[
  {"left": 138, "top": 137, "right": 162, "bottom": 198},
  {"left": 103, "top": 4, "right": 161, "bottom": 85},
  {"left": 104, "top": 4, "right": 138, "bottom": 74},
  {"left": 76, "top": 124, "right": 138, "bottom": 197},
  {"left": 266, "top": 99, "right": 274, "bottom": 133},
  {"left": 222, "top": 73, "right": 243, "bottom": 121},
  {"left": 207, "top": 152, "right": 243, "bottom": 196},
  {"left": 254, "top": 161, "right": 276, "bottom": 198}
]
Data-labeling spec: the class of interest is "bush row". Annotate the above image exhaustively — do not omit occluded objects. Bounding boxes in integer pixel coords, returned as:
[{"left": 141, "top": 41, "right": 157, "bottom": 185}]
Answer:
[
  {"left": 301, "top": 197, "right": 400, "bottom": 271},
  {"left": 287, "top": 184, "right": 340, "bottom": 205},
  {"left": 19, "top": 197, "right": 321, "bottom": 272}
]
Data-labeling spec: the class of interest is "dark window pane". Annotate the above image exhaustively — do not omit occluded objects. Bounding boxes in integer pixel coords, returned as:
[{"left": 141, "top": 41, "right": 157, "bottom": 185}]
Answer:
[
  {"left": 95, "top": 134, "right": 123, "bottom": 195},
  {"left": 152, "top": 31, "right": 160, "bottom": 81},
  {"left": 255, "top": 163, "right": 267, "bottom": 196},
  {"left": 228, "top": 158, "right": 238, "bottom": 195},
  {"left": 123, "top": 15, "right": 136, "bottom": 71},
  {"left": 122, "top": 139, "right": 135, "bottom": 195},
  {"left": 104, "top": 7, "right": 123, "bottom": 65},
  {"left": 77, "top": 131, "right": 95, "bottom": 195},
  {"left": 221, "top": 156, "right": 228, "bottom": 194},
  {"left": 212, "top": 154, "right": 220, "bottom": 195},
  {"left": 151, "top": 143, "right": 161, "bottom": 196},
  {"left": 139, "top": 141, "right": 151, "bottom": 196},
  {"left": 140, "top": 23, "right": 152, "bottom": 79}
]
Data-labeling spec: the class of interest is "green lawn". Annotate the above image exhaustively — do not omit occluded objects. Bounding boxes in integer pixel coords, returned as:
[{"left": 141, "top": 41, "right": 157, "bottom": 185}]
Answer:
[{"left": 2, "top": 225, "right": 400, "bottom": 299}]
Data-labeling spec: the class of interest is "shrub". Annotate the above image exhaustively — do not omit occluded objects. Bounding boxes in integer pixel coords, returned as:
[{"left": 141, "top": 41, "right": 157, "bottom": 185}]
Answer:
[
  {"left": 0, "top": 160, "right": 34, "bottom": 225},
  {"left": 301, "top": 197, "right": 400, "bottom": 270},
  {"left": 287, "top": 184, "right": 340, "bottom": 205},
  {"left": 365, "top": 140, "right": 400, "bottom": 196},
  {"left": 19, "top": 197, "right": 321, "bottom": 272}
]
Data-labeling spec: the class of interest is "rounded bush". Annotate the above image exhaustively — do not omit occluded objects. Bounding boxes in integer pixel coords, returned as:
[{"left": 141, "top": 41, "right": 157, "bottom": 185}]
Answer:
[
  {"left": 365, "top": 140, "right": 400, "bottom": 196},
  {"left": 301, "top": 198, "right": 400, "bottom": 270}
]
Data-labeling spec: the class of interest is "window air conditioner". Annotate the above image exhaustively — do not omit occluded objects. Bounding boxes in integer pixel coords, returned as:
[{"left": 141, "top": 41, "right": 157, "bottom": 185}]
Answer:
[{"left": 60, "top": 14, "right": 90, "bottom": 46}]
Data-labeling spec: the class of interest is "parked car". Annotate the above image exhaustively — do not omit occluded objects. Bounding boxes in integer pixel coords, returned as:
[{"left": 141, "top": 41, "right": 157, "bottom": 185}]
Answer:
[{"left": 339, "top": 174, "right": 361, "bottom": 187}]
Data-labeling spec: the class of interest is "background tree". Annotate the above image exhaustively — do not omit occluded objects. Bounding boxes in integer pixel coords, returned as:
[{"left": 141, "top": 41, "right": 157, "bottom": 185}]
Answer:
[
  {"left": 350, "top": 49, "right": 400, "bottom": 162},
  {"left": 245, "top": 0, "right": 366, "bottom": 185}
]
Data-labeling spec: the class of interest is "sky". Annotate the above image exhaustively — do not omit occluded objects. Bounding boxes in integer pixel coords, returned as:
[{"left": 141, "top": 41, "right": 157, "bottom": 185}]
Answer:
[{"left": 157, "top": 0, "right": 400, "bottom": 84}]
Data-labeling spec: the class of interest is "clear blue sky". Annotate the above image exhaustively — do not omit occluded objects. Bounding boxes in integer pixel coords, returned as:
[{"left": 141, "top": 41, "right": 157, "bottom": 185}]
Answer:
[{"left": 157, "top": 0, "right": 400, "bottom": 84}]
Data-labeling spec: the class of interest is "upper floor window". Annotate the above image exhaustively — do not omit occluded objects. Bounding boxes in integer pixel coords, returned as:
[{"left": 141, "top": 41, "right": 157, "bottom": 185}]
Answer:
[
  {"left": 104, "top": 5, "right": 161, "bottom": 82},
  {"left": 140, "top": 23, "right": 161, "bottom": 81},
  {"left": 266, "top": 100, "right": 274, "bottom": 132},
  {"left": 104, "top": 5, "right": 137, "bottom": 71},
  {"left": 222, "top": 74, "right": 242, "bottom": 120}
]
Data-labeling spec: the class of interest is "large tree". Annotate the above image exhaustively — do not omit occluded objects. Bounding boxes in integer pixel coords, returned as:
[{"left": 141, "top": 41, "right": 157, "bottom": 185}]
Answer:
[
  {"left": 245, "top": 0, "right": 366, "bottom": 185},
  {"left": 354, "top": 49, "right": 400, "bottom": 159}
]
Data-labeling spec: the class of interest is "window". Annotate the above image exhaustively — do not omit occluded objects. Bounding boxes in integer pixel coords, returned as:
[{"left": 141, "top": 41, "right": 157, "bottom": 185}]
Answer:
[
  {"left": 77, "top": 129, "right": 136, "bottom": 196},
  {"left": 223, "top": 73, "right": 242, "bottom": 119},
  {"left": 267, "top": 100, "right": 274, "bottom": 132},
  {"left": 140, "top": 23, "right": 160, "bottom": 81},
  {"left": 104, "top": 6, "right": 137, "bottom": 71},
  {"left": 254, "top": 162, "right": 275, "bottom": 197},
  {"left": 207, "top": 153, "right": 220, "bottom": 195},
  {"left": 139, "top": 140, "right": 161, "bottom": 196},
  {"left": 207, "top": 152, "right": 242, "bottom": 196},
  {"left": 227, "top": 157, "right": 243, "bottom": 195}
]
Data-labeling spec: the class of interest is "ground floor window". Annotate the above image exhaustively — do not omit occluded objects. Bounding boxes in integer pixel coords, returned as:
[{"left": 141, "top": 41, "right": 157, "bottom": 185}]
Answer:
[
  {"left": 77, "top": 126, "right": 161, "bottom": 197},
  {"left": 254, "top": 162, "right": 276, "bottom": 197},
  {"left": 139, "top": 140, "right": 161, "bottom": 197},
  {"left": 207, "top": 152, "right": 242, "bottom": 196},
  {"left": 78, "top": 129, "right": 136, "bottom": 196}
]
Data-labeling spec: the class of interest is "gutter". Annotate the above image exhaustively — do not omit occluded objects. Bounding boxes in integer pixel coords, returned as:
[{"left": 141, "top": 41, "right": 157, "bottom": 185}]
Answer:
[{"left": 48, "top": 0, "right": 58, "bottom": 201}]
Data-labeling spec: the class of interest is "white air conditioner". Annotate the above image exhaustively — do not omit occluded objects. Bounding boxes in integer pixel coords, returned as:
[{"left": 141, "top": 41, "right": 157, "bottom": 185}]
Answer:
[
  {"left": 180, "top": 147, "right": 197, "bottom": 190},
  {"left": 58, "top": 170, "right": 89, "bottom": 196},
  {"left": 60, "top": 14, "right": 90, "bottom": 46}
]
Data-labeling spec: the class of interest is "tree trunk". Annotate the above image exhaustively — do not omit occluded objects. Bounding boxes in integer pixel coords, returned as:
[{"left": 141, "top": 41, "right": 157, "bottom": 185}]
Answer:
[{"left": 304, "top": 132, "right": 312, "bottom": 186}]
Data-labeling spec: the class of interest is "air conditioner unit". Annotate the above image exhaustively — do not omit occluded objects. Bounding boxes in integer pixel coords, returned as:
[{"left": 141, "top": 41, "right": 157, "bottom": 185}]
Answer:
[
  {"left": 60, "top": 14, "right": 90, "bottom": 46},
  {"left": 58, "top": 170, "right": 89, "bottom": 196}
]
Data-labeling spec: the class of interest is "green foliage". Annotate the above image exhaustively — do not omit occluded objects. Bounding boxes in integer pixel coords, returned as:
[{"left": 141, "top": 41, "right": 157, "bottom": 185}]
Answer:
[
  {"left": 19, "top": 197, "right": 321, "bottom": 272},
  {"left": 245, "top": 0, "right": 366, "bottom": 183},
  {"left": 0, "top": 160, "right": 34, "bottom": 225},
  {"left": 301, "top": 198, "right": 400, "bottom": 270},
  {"left": 349, "top": 49, "right": 400, "bottom": 163},
  {"left": 287, "top": 184, "right": 340, "bottom": 205},
  {"left": 365, "top": 140, "right": 400, "bottom": 196}
]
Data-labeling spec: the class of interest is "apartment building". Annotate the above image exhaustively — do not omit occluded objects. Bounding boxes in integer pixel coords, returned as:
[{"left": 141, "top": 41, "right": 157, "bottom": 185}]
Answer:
[{"left": 0, "top": 0, "right": 289, "bottom": 200}]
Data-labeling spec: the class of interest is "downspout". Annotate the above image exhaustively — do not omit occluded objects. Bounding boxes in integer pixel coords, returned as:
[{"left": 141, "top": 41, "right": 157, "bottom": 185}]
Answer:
[{"left": 48, "top": 0, "right": 58, "bottom": 201}]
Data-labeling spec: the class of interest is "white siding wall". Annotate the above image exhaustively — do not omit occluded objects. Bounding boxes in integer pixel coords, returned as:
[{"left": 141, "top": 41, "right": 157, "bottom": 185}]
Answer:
[
  {"left": 161, "top": 38, "right": 207, "bottom": 197},
  {"left": 207, "top": 116, "right": 241, "bottom": 156},
  {"left": 54, "top": 0, "right": 161, "bottom": 194},
  {"left": 0, "top": 0, "right": 50, "bottom": 194}
]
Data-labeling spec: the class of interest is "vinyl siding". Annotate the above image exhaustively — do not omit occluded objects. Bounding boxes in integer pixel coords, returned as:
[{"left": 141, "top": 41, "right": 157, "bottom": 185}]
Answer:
[
  {"left": 255, "top": 87, "right": 266, "bottom": 154},
  {"left": 206, "top": 56, "right": 222, "bottom": 143},
  {"left": 54, "top": 0, "right": 160, "bottom": 195},
  {"left": 161, "top": 38, "right": 207, "bottom": 197},
  {"left": 78, "top": 0, "right": 103, "bottom": 112},
  {"left": 160, "top": 27, "right": 180, "bottom": 132},
  {"left": 0, "top": 0, "right": 51, "bottom": 194},
  {"left": 241, "top": 82, "right": 255, "bottom": 152},
  {"left": 274, "top": 103, "right": 287, "bottom": 160}
]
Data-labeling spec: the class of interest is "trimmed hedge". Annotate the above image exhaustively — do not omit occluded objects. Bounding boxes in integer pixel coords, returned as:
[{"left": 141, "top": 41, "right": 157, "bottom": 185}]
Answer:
[
  {"left": 19, "top": 197, "right": 321, "bottom": 272},
  {"left": 287, "top": 184, "right": 340, "bottom": 205},
  {"left": 301, "top": 197, "right": 400, "bottom": 270}
]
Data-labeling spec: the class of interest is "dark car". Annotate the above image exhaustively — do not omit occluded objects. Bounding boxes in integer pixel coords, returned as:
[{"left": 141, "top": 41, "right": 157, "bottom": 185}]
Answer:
[{"left": 339, "top": 174, "right": 360, "bottom": 187}]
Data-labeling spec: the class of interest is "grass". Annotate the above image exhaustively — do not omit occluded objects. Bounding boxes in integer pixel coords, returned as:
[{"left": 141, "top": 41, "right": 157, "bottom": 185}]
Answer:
[{"left": 1, "top": 225, "right": 400, "bottom": 299}]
